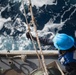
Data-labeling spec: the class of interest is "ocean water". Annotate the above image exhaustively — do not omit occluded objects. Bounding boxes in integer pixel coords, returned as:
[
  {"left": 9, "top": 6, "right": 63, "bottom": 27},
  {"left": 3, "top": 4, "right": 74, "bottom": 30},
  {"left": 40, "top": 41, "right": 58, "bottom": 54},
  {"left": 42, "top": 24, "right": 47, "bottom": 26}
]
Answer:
[{"left": 0, "top": 0, "right": 76, "bottom": 50}]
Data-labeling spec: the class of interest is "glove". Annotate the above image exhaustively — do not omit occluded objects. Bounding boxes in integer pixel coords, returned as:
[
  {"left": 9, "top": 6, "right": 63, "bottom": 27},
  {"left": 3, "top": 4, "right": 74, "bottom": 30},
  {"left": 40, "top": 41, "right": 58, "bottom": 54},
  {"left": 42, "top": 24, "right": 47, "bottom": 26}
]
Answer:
[{"left": 26, "top": 32, "right": 31, "bottom": 39}]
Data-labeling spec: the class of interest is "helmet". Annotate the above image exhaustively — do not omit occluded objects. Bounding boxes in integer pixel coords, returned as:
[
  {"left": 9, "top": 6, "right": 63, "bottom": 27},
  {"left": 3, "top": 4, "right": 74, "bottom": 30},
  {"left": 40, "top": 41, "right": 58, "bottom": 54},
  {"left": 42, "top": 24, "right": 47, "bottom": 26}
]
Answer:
[{"left": 53, "top": 33, "right": 74, "bottom": 50}]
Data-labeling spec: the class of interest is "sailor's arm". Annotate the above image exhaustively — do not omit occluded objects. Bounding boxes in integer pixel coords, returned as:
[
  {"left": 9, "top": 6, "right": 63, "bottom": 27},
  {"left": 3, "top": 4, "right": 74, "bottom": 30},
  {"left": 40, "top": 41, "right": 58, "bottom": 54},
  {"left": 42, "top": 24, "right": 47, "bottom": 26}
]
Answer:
[
  {"left": 38, "top": 37, "right": 53, "bottom": 45},
  {"left": 26, "top": 32, "right": 54, "bottom": 45}
]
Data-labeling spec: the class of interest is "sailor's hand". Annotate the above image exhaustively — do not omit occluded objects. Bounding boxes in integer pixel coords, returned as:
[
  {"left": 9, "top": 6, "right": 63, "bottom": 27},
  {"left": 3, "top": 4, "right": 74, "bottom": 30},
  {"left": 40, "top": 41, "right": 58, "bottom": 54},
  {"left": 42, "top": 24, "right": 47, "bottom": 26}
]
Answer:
[{"left": 26, "top": 32, "right": 31, "bottom": 39}]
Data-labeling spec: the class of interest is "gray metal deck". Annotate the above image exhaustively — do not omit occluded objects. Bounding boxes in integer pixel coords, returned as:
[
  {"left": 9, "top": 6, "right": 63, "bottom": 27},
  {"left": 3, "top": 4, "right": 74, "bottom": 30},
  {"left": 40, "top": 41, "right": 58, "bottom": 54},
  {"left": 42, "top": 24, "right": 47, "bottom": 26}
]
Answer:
[{"left": 0, "top": 55, "right": 65, "bottom": 75}]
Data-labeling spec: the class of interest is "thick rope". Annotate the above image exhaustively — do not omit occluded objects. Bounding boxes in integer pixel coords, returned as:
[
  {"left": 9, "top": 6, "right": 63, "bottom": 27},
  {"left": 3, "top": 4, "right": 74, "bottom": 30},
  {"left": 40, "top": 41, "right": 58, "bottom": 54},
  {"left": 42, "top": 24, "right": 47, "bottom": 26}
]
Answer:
[
  {"left": 22, "top": 0, "right": 44, "bottom": 70},
  {"left": 21, "top": 0, "right": 30, "bottom": 32},
  {"left": 28, "top": 0, "right": 48, "bottom": 75},
  {"left": 29, "top": 33, "right": 44, "bottom": 71}
]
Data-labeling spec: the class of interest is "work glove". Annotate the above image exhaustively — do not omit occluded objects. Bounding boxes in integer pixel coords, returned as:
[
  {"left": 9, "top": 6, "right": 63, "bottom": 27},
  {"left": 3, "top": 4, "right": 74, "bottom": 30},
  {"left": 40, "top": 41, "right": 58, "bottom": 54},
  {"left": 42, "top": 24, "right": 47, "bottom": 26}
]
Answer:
[{"left": 26, "top": 32, "right": 31, "bottom": 39}]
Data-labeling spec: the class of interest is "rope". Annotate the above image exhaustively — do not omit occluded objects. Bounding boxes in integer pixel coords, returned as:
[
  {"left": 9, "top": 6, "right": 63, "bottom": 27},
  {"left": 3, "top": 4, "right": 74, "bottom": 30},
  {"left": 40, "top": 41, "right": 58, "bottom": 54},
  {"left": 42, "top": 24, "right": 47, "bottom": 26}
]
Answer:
[
  {"left": 21, "top": 0, "right": 44, "bottom": 70},
  {"left": 28, "top": 0, "right": 48, "bottom": 75},
  {"left": 21, "top": 0, "right": 30, "bottom": 32},
  {"left": 29, "top": 33, "right": 44, "bottom": 70}
]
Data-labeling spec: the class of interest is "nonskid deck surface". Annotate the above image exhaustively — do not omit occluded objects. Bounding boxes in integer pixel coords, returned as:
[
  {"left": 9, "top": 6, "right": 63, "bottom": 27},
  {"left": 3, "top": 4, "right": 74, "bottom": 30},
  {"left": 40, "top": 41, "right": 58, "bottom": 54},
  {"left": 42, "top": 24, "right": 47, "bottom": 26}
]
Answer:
[{"left": 0, "top": 55, "right": 65, "bottom": 75}]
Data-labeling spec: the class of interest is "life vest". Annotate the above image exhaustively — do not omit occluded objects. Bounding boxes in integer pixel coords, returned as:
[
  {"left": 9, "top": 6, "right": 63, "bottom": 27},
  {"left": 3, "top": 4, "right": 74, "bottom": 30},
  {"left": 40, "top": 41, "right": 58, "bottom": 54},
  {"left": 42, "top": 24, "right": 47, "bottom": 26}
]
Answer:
[{"left": 58, "top": 50, "right": 76, "bottom": 66}]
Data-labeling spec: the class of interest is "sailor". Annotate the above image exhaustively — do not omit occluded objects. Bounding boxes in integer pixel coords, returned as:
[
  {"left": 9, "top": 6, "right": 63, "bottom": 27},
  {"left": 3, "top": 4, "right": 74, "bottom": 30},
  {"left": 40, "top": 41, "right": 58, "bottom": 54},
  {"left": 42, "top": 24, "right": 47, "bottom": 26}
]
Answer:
[
  {"left": 26, "top": 32, "right": 76, "bottom": 75},
  {"left": 53, "top": 33, "right": 76, "bottom": 75}
]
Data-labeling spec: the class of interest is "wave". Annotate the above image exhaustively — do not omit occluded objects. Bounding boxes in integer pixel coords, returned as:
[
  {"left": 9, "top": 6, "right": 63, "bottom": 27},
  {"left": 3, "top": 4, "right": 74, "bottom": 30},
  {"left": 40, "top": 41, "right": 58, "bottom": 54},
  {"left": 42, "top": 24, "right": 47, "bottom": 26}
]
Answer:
[{"left": 0, "top": 0, "right": 76, "bottom": 50}]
